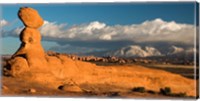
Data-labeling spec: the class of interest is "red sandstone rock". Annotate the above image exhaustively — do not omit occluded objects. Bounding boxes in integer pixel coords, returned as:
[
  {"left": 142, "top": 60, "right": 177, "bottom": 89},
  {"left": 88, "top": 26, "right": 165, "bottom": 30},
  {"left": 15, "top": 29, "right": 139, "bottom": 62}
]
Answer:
[
  {"left": 9, "top": 57, "right": 29, "bottom": 77},
  {"left": 10, "top": 7, "right": 47, "bottom": 75},
  {"left": 18, "top": 7, "right": 44, "bottom": 28}
]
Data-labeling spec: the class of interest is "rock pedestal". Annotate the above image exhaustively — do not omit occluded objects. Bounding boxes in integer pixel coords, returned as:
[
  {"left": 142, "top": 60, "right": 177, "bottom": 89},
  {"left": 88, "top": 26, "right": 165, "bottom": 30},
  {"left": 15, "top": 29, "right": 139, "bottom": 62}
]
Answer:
[{"left": 9, "top": 7, "right": 47, "bottom": 76}]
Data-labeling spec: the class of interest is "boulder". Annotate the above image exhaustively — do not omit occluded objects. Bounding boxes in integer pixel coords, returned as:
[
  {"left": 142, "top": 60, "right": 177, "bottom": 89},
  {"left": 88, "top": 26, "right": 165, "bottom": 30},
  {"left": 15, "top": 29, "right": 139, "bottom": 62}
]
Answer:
[
  {"left": 9, "top": 57, "right": 30, "bottom": 77},
  {"left": 18, "top": 7, "right": 44, "bottom": 28},
  {"left": 28, "top": 88, "right": 36, "bottom": 93},
  {"left": 58, "top": 84, "right": 82, "bottom": 92}
]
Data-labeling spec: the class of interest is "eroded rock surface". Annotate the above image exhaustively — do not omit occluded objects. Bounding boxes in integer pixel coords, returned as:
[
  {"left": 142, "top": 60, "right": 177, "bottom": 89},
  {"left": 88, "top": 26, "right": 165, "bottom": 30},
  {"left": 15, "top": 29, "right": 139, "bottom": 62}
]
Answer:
[{"left": 10, "top": 7, "right": 47, "bottom": 76}]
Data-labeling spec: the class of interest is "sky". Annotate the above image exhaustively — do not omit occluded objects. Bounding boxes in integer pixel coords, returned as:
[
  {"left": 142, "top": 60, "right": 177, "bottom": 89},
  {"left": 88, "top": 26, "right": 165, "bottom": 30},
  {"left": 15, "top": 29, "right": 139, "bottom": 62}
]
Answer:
[{"left": 0, "top": 2, "right": 198, "bottom": 55}]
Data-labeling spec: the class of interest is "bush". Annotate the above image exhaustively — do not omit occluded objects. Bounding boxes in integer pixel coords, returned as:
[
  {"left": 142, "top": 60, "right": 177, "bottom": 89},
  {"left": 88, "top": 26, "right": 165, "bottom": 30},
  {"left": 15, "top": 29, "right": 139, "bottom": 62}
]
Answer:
[
  {"left": 159, "top": 87, "right": 187, "bottom": 97},
  {"left": 147, "top": 90, "right": 156, "bottom": 94},
  {"left": 159, "top": 87, "right": 171, "bottom": 95},
  {"left": 132, "top": 87, "right": 146, "bottom": 93}
]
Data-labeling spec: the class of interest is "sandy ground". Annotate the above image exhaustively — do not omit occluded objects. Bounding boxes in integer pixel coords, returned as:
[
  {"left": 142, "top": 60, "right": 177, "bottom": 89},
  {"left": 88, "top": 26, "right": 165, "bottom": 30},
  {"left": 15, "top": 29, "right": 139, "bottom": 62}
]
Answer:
[
  {"left": 1, "top": 63, "right": 197, "bottom": 99},
  {"left": 1, "top": 76, "right": 194, "bottom": 99}
]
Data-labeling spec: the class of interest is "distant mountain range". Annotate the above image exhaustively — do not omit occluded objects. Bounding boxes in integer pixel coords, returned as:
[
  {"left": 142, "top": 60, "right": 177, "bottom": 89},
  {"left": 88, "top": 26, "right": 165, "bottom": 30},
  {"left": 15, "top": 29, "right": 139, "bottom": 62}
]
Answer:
[
  {"left": 105, "top": 45, "right": 161, "bottom": 57},
  {"left": 105, "top": 45, "right": 195, "bottom": 58}
]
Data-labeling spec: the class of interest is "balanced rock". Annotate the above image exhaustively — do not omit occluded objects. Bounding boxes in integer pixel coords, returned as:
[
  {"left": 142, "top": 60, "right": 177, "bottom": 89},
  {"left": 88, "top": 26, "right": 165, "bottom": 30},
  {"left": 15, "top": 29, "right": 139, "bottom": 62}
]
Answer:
[
  {"left": 9, "top": 7, "right": 47, "bottom": 76},
  {"left": 18, "top": 7, "right": 44, "bottom": 28}
]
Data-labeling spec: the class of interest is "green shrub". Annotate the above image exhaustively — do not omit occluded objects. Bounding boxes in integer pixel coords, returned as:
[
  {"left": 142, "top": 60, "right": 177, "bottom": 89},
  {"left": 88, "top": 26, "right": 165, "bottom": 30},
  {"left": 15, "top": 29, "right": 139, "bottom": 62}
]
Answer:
[
  {"left": 132, "top": 87, "right": 146, "bottom": 93},
  {"left": 147, "top": 90, "right": 156, "bottom": 94},
  {"left": 159, "top": 87, "right": 171, "bottom": 95},
  {"left": 159, "top": 87, "right": 187, "bottom": 97}
]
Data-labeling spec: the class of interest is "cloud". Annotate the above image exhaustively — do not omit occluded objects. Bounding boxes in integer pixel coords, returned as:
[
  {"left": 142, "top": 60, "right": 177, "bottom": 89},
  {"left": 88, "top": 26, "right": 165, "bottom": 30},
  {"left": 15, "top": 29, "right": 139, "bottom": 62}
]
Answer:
[
  {"left": 40, "top": 21, "right": 67, "bottom": 38},
  {"left": 41, "top": 18, "right": 195, "bottom": 44},
  {"left": 2, "top": 26, "right": 24, "bottom": 37},
  {"left": 0, "top": 19, "right": 9, "bottom": 27},
  {"left": 3, "top": 18, "right": 195, "bottom": 45},
  {"left": 2, "top": 18, "right": 197, "bottom": 56}
]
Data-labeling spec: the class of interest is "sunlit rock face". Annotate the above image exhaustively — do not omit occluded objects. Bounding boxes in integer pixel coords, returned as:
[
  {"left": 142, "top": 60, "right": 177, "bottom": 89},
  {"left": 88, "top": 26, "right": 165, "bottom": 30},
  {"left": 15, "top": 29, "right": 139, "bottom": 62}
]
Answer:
[
  {"left": 18, "top": 7, "right": 44, "bottom": 28},
  {"left": 9, "top": 7, "right": 47, "bottom": 76}
]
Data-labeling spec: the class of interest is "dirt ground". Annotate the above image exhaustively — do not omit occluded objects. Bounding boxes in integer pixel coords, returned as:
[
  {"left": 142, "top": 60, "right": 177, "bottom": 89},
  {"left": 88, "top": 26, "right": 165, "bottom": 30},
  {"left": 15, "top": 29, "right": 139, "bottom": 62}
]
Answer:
[{"left": 1, "top": 76, "right": 195, "bottom": 99}]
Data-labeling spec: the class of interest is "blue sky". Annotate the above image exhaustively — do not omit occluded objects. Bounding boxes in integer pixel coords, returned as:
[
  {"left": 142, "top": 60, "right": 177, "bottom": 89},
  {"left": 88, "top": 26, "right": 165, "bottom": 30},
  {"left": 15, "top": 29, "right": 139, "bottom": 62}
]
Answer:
[
  {"left": 3, "top": 3, "right": 196, "bottom": 26},
  {"left": 1, "top": 2, "right": 198, "bottom": 55}
]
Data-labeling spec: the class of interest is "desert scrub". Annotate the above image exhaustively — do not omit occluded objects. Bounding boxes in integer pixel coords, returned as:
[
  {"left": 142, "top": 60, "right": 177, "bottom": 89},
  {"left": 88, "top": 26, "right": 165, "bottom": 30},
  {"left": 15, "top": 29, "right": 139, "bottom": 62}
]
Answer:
[
  {"left": 147, "top": 90, "right": 156, "bottom": 94},
  {"left": 131, "top": 87, "right": 146, "bottom": 93},
  {"left": 159, "top": 87, "right": 171, "bottom": 95},
  {"left": 159, "top": 87, "right": 187, "bottom": 97}
]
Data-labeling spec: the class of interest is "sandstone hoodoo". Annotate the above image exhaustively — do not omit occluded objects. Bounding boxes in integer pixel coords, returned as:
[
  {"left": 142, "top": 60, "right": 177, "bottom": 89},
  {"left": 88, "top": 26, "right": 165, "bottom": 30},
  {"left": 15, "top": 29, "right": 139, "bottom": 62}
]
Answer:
[
  {"left": 10, "top": 7, "right": 47, "bottom": 76},
  {"left": 4, "top": 7, "right": 196, "bottom": 97}
]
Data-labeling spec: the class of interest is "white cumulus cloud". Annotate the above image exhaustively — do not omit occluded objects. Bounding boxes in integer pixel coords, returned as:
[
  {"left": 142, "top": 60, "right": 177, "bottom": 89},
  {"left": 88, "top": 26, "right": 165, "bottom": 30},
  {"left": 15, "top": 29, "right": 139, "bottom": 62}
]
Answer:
[
  {"left": 40, "top": 21, "right": 67, "bottom": 38},
  {"left": 0, "top": 19, "right": 9, "bottom": 27},
  {"left": 39, "top": 18, "right": 194, "bottom": 44},
  {"left": 3, "top": 18, "right": 196, "bottom": 44}
]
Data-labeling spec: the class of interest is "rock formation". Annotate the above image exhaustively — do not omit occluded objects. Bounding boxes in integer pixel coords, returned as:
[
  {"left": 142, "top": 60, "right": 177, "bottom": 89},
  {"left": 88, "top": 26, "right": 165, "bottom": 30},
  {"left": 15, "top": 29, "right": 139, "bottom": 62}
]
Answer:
[
  {"left": 5, "top": 7, "right": 196, "bottom": 97},
  {"left": 18, "top": 7, "right": 44, "bottom": 28},
  {"left": 9, "top": 7, "right": 47, "bottom": 76}
]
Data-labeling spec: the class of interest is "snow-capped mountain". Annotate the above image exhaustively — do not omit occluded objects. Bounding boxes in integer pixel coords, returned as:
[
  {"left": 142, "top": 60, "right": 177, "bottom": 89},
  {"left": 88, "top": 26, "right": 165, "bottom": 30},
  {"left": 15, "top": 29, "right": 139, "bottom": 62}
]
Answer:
[
  {"left": 166, "top": 45, "right": 196, "bottom": 56},
  {"left": 167, "top": 45, "right": 184, "bottom": 55},
  {"left": 105, "top": 45, "right": 195, "bottom": 58},
  {"left": 106, "top": 45, "right": 162, "bottom": 57}
]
